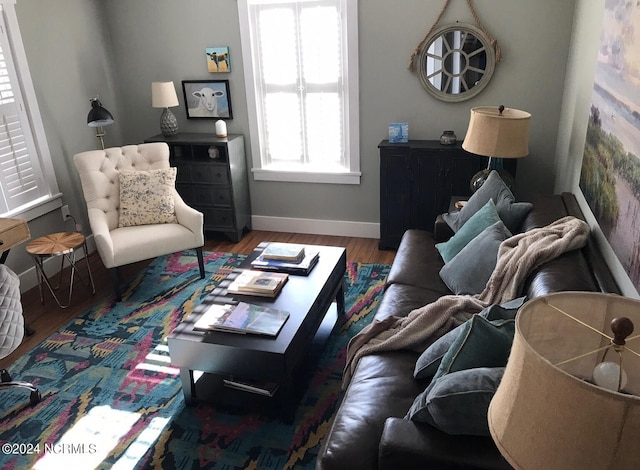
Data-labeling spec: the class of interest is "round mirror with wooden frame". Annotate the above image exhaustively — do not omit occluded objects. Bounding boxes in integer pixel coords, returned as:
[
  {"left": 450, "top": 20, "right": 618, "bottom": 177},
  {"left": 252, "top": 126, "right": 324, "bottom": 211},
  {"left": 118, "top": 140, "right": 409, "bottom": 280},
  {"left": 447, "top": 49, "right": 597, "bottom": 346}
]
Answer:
[{"left": 417, "top": 23, "right": 495, "bottom": 102}]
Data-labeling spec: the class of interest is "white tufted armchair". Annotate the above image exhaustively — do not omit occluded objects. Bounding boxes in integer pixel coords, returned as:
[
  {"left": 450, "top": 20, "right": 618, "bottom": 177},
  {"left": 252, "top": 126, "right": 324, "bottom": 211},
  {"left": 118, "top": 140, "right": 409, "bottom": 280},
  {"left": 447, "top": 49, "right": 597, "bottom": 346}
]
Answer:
[{"left": 73, "top": 143, "right": 205, "bottom": 300}]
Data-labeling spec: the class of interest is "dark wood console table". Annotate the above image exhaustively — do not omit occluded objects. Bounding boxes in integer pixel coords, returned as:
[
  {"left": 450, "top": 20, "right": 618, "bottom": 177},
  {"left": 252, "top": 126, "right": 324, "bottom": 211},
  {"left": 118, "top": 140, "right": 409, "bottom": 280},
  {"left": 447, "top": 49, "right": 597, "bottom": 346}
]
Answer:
[{"left": 378, "top": 139, "right": 516, "bottom": 249}]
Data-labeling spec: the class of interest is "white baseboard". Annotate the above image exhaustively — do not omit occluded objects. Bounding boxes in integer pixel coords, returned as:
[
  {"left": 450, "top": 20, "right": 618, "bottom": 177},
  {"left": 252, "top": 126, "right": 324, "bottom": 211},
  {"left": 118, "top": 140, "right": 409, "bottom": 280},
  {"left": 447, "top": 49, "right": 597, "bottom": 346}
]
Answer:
[
  {"left": 15, "top": 218, "right": 378, "bottom": 294},
  {"left": 251, "top": 215, "right": 380, "bottom": 239}
]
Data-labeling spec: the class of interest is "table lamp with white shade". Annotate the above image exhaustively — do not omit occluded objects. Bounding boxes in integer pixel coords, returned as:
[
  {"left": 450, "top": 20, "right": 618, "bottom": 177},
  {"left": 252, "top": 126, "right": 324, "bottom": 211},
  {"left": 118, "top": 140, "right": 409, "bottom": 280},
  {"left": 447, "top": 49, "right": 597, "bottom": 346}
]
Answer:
[{"left": 152, "top": 81, "right": 179, "bottom": 137}]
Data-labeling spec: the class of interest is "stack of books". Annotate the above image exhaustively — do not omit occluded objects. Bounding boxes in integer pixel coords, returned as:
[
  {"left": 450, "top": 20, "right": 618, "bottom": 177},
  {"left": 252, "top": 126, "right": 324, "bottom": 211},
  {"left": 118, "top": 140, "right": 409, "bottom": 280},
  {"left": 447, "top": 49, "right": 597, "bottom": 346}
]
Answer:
[
  {"left": 251, "top": 242, "right": 320, "bottom": 275},
  {"left": 227, "top": 270, "right": 289, "bottom": 298},
  {"left": 193, "top": 302, "right": 290, "bottom": 337},
  {"left": 261, "top": 243, "right": 306, "bottom": 263}
]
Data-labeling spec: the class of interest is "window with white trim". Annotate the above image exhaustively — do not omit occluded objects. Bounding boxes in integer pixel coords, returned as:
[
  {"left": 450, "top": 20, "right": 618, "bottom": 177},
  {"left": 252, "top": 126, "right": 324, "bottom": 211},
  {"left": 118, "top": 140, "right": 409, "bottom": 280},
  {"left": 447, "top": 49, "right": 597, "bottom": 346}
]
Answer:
[
  {"left": 0, "top": 1, "right": 60, "bottom": 218},
  {"left": 238, "top": 0, "right": 360, "bottom": 184}
]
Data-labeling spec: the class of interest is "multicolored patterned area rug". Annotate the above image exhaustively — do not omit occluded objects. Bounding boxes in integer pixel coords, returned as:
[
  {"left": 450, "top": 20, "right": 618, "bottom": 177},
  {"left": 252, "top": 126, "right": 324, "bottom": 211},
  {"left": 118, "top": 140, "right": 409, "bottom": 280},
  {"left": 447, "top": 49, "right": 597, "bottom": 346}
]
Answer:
[{"left": 0, "top": 250, "right": 390, "bottom": 469}]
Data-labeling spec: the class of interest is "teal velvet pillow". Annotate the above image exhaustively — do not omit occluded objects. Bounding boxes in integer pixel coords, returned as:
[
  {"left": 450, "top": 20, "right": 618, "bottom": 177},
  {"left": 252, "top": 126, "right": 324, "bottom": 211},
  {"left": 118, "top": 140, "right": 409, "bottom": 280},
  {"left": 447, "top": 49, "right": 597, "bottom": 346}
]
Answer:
[
  {"left": 436, "top": 199, "right": 500, "bottom": 263},
  {"left": 435, "top": 315, "right": 515, "bottom": 378},
  {"left": 413, "top": 299, "right": 524, "bottom": 381},
  {"left": 406, "top": 367, "right": 505, "bottom": 436},
  {"left": 442, "top": 170, "right": 532, "bottom": 234},
  {"left": 439, "top": 220, "right": 512, "bottom": 295}
]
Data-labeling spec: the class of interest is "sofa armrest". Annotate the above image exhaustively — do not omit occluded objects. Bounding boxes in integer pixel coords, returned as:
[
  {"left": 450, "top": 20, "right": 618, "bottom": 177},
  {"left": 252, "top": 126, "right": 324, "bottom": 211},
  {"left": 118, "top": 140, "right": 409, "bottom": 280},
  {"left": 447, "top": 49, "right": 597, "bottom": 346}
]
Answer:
[
  {"left": 386, "top": 230, "right": 449, "bottom": 290},
  {"left": 379, "top": 418, "right": 512, "bottom": 470},
  {"left": 434, "top": 214, "right": 454, "bottom": 242}
]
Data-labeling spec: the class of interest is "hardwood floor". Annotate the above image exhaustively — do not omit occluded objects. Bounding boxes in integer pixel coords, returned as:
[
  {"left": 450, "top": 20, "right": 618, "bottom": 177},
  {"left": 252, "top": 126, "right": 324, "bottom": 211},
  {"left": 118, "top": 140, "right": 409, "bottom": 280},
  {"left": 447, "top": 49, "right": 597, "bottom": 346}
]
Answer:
[{"left": 0, "top": 231, "right": 396, "bottom": 370}]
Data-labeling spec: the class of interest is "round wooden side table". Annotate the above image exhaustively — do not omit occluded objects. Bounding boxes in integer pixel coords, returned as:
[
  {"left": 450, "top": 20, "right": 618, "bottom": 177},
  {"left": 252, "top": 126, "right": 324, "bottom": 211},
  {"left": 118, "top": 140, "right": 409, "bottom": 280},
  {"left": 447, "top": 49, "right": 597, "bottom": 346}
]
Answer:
[{"left": 26, "top": 232, "right": 95, "bottom": 308}]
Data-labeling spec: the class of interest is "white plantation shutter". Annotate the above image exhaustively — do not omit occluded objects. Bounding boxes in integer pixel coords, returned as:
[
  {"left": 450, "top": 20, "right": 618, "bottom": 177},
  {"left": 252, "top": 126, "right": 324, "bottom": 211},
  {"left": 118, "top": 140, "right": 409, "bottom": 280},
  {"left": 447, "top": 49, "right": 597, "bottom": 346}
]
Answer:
[
  {"left": 0, "top": 2, "right": 57, "bottom": 217},
  {"left": 0, "top": 16, "right": 45, "bottom": 213},
  {"left": 239, "top": 0, "right": 360, "bottom": 184}
]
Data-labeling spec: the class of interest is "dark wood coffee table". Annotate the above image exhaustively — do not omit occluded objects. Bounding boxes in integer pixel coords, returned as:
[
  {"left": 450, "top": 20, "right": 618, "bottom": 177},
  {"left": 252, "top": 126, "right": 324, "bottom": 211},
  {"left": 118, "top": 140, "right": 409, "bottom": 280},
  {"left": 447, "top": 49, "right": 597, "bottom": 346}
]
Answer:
[{"left": 167, "top": 244, "right": 346, "bottom": 420}]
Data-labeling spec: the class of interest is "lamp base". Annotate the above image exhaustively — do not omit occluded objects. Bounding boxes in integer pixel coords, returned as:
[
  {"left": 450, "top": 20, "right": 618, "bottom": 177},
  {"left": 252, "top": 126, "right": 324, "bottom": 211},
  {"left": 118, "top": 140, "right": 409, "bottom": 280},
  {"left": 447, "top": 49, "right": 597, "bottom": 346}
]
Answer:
[
  {"left": 470, "top": 157, "right": 515, "bottom": 193},
  {"left": 160, "top": 108, "right": 178, "bottom": 137},
  {"left": 470, "top": 169, "right": 515, "bottom": 193}
]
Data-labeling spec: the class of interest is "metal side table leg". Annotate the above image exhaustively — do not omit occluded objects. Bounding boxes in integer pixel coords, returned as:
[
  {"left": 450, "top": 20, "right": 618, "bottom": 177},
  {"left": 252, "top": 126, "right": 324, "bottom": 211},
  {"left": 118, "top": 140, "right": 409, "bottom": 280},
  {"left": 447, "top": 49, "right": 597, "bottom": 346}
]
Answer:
[
  {"left": 30, "top": 253, "right": 72, "bottom": 309},
  {"left": 26, "top": 232, "right": 95, "bottom": 309}
]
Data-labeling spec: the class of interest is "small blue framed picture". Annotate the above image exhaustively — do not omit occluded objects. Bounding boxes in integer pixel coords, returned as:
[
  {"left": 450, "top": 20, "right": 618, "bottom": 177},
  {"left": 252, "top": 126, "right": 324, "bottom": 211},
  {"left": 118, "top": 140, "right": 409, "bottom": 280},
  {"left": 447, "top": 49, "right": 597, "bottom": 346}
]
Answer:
[{"left": 389, "top": 122, "right": 409, "bottom": 143}]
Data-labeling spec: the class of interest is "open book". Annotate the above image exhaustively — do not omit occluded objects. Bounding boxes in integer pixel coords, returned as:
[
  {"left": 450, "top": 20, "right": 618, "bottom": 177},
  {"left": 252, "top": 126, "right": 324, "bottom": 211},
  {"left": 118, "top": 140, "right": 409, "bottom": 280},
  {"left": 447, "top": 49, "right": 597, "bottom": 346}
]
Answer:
[{"left": 193, "top": 302, "right": 290, "bottom": 337}]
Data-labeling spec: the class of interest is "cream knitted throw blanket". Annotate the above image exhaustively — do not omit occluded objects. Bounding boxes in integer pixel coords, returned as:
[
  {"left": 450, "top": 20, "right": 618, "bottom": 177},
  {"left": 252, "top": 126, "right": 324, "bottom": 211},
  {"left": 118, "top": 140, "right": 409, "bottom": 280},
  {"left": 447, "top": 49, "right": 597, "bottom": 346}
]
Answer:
[{"left": 343, "top": 216, "right": 590, "bottom": 387}]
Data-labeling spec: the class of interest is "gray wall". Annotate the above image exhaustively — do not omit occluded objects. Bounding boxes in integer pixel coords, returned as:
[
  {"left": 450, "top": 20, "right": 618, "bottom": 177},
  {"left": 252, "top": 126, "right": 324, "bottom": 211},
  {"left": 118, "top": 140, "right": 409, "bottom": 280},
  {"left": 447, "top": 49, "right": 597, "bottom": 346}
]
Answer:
[
  {"left": 99, "top": 0, "right": 576, "bottom": 219},
  {"left": 10, "top": 0, "right": 122, "bottom": 287},
  {"left": 15, "top": 0, "right": 630, "bottom": 291}
]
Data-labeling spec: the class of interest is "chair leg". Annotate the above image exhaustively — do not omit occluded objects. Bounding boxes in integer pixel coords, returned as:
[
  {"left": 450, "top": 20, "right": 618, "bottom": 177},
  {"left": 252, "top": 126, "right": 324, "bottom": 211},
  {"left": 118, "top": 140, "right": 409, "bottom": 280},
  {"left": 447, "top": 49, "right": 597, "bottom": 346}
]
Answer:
[
  {"left": 196, "top": 247, "right": 205, "bottom": 279},
  {"left": 1, "top": 368, "right": 41, "bottom": 405},
  {"left": 109, "top": 268, "right": 122, "bottom": 301}
]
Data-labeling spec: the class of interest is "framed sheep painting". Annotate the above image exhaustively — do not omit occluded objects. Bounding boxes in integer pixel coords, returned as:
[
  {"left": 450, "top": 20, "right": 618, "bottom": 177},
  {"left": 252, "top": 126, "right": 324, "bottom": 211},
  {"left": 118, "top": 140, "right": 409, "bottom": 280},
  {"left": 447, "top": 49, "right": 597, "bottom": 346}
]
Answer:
[{"left": 182, "top": 80, "right": 233, "bottom": 119}]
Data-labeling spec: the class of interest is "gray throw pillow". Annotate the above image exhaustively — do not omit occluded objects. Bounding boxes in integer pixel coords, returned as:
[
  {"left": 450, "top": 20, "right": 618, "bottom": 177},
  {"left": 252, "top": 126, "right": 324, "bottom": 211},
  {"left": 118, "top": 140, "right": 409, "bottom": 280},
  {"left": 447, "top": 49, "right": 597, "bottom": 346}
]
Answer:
[
  {"left": 413, "top": 326, "right": 464, "bottom": 381},
  {"left": 442, "top": 170, "right": 532, "bottom": 234},
  {"left": 436, "top": 199, "right": 501, "bottom": 263},
  {"left": 439, "top": 220, "right": 512, "bottom": 295},
  {"left": 413, "top": 299, "right": 524, "bottom": 380},
  {"left": 406, "top": 367, "right": 505, "bottom": 436},
  {"left": 494, "top": 296, "right": 526, "bottom": 313}
]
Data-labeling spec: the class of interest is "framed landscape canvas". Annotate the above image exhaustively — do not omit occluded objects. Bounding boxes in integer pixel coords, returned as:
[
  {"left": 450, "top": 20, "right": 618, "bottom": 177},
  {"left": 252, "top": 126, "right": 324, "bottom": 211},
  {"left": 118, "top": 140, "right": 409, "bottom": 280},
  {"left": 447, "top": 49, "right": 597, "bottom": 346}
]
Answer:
[
  {"left": 580, "top": 2, "right": 640, "bottom": 291},
  {"left": 182, "top": 80, "right": 233, "bottom": 119}
]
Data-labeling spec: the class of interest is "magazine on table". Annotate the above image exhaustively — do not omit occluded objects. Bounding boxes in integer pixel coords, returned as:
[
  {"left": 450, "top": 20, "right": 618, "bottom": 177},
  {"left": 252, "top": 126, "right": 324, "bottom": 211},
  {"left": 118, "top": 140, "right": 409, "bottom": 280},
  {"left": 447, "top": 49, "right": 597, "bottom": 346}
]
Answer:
[
  {"left": 222, "top": 377, "right": 279, "bottom": 397},
  {"left": 193, "top": 302, "right": 290, "bottom": 337}
]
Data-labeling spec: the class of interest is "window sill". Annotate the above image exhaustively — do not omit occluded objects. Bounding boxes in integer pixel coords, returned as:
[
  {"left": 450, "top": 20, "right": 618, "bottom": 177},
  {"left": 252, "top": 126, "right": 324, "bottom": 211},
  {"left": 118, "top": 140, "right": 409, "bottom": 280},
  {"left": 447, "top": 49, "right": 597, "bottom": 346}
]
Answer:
[
  {"left": 251, "top": 169, "right": 361, "bottom": 185},
  {"left": 2, "top": 193, "right": 63, "bottom": 221}
]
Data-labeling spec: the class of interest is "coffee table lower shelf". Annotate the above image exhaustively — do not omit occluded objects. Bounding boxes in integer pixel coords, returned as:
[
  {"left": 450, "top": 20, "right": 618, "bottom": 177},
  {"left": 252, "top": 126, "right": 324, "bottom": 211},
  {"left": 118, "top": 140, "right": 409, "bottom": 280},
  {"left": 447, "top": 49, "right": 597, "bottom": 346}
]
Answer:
[{"left": 175, "top": 303, "right": 339, "bottom": 422}]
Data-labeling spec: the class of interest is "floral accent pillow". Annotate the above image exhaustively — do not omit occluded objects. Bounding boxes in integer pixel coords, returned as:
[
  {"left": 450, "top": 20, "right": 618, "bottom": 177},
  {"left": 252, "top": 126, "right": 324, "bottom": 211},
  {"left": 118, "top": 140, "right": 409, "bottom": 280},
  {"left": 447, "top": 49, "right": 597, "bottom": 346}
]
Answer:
[{"left": 118, "top": 168, "right": 178, "bottom": 227}]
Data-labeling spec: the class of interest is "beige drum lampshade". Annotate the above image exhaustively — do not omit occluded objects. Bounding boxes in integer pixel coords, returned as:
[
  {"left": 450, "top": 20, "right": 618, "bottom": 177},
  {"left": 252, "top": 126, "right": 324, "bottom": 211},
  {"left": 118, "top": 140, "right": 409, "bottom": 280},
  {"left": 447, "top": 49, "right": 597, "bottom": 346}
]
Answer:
[
  {"left": 462, "top": 106, "right": 531, "bottom": 158},
  {"left": 151, "top": 81, "right": 179, "bottom": 108},
  {"left": 488, "top": 292, "right": 640, "bottom": 470}
]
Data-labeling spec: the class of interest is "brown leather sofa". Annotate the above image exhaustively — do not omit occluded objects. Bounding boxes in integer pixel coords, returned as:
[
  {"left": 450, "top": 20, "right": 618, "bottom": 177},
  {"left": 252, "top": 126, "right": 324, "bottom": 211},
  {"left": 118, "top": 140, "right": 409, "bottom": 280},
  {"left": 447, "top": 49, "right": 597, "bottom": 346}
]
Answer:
[{"left": 316, "top": 193, "right": 620, "bottom": 470}]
